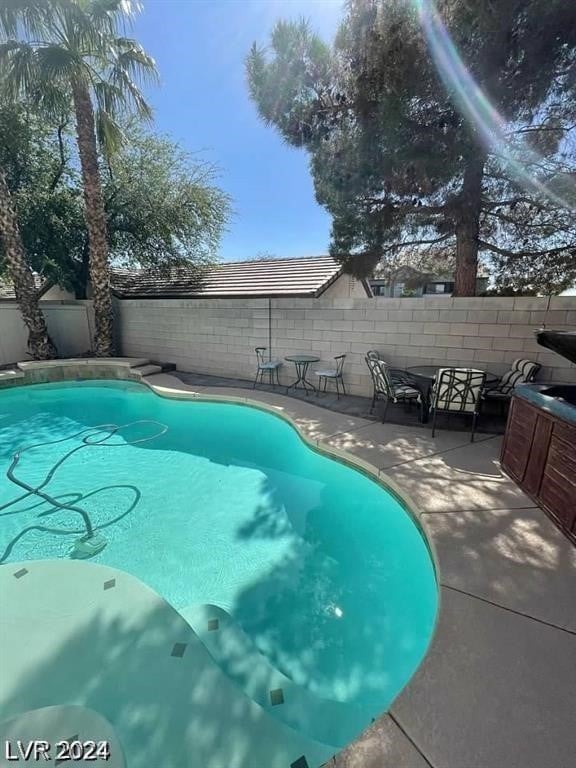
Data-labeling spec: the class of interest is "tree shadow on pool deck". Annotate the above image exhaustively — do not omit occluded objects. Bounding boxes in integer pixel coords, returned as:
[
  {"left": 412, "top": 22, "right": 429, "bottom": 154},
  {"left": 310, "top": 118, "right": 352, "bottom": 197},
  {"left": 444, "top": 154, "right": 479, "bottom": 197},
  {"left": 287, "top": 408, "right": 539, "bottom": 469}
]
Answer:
[
  {"left": 423, "top": 504, "right": 576, "bottom": 631},
  {"left": 0, "top": 586, "right": 333, "bottom": 768}
]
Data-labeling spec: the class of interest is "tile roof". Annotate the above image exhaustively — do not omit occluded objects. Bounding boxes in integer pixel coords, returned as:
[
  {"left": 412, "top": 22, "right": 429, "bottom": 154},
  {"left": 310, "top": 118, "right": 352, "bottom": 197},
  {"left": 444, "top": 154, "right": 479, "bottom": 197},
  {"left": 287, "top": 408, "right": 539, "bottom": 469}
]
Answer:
[
  {"left": 111, "top": 256, "right": 347, "bottom": 298},
  {"left": 0, "top": 280, "right": 16, "bottom": 299},
  {"left": 0, "top": 274, "right": 46, "bottom": 300}
]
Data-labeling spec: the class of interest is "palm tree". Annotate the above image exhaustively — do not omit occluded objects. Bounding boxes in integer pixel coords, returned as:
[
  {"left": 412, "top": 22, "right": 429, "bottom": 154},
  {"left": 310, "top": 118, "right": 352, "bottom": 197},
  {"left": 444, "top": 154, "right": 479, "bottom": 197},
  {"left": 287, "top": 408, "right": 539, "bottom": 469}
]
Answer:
[
  {"left": 0, "top": 167, "right": 57, "bottom": 359},
  {"left": 0, "top": 0, "right": 157, "bottom": 356}
]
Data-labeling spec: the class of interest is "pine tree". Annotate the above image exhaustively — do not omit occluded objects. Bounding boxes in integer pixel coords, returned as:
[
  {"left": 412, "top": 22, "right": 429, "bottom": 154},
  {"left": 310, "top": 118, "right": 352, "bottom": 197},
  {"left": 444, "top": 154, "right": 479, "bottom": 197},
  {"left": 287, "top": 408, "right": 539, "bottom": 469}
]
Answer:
[{"left": 247, "top": 1, "right": 576, "bottom": 295}]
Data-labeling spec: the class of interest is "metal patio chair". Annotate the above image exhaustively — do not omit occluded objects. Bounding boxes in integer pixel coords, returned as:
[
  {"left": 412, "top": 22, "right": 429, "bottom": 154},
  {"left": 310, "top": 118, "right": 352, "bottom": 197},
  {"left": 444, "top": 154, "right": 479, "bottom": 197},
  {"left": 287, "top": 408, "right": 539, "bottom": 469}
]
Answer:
[
  {"left": 253, "top": 347, "right": 282, "bottom": 388},
  {"left": 431, "top": 367, "right": 487, "bottom": 442},
  {"left": 314, "top": 354, "right": 347, "bottom": 398},
  {"left": 365, "top": 354, "right": 421, "bottom": 423}
]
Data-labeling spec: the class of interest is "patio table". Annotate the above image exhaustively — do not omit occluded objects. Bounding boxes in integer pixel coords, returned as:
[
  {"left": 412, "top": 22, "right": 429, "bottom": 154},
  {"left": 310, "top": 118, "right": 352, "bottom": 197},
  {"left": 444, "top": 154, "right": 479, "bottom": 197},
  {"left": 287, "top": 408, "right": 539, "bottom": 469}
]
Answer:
[
  {"left": 406, "top": 365, "right": 499, "bottom": 422},
  {"left": 285, "top": 354, "right": 320, "bottom": 395}
]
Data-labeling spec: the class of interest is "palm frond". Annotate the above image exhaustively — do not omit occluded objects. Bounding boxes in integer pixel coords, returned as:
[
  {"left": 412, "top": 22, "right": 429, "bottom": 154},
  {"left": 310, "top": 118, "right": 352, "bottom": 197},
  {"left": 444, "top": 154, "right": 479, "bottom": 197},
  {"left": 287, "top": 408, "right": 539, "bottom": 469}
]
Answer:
[
  {"left": 33, "top": 79, "right": 71, "bottom": 118},
  {"left": 93, "top": 78, "right": 126, "bottom": 114},
  {"left": 0, "top": 41, "right": 38, "bottom": 100},
  {"left": 87, "top": 0, "right": 142, "bottom": 17},
  {"left": 0, "top": 0, "right": 156, "bottom": 130},
  {"left": 36, "top": 43, "right": 81, "bottom": 80},
  {"left": 116, "top": 1, "right": 143, "bottom": 18},
  {"left": 85, "top": 0, "right": 142, "bottom": 35},
  {"left": 0, "top": 0, "right": 52, "bottom": 39},
  {"left": 0, "top": 39, "right": 22, "bottom": 61},
  {"left": 112, "top": 37, "right": 158, "bottom": 85},
  {"left": 83, "top": 0, "right": 118, "bottom": 36},
  {"left": 95, "top": 105, "right": 124, "bottom": 155},
  {"left": 54, "top": 1, "right": 109, "bottom": 57},
  {"left": 107, "top": 65, "right": 152, "bottom": 120},
  {"left": 0, "top": 38, "right": 69, "bottom": 119}
]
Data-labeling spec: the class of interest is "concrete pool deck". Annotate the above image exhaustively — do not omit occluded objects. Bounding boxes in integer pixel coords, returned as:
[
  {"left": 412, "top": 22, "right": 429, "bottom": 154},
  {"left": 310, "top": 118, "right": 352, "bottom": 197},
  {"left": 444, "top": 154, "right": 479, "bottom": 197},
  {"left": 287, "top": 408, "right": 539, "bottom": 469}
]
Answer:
[
  {"left": 146, "top": 372, "right": 576, "bottom": 768},
  {"left": 0, "top": 364, "right": 575, "bottom": 768}
]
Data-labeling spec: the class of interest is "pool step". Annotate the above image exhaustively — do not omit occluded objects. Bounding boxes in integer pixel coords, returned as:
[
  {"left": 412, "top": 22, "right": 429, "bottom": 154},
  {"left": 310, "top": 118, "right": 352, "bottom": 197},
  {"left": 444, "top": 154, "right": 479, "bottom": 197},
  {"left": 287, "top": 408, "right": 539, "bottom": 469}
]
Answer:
[
  {"left": 18, "top": 357, "right": 151, "bottom": 370},
  {"left": 151, "top": 360, "right": 177, "bottom": 373},
  {"left": 180, "top": 603, "right": 369, "bottom": 748},
  {"left": 131, "top": 363, "right": 163, "bottom": 377},
  {"left": 0, "top": 368, "right": 24, "bottom": 382}
]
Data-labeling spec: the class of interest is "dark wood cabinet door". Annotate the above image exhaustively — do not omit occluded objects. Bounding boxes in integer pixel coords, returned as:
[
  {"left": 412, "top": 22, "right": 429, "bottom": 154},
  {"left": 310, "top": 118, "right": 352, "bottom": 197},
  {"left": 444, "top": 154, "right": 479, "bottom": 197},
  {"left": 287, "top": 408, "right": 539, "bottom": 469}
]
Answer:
[
  {"left": 501, "top": 398, "right": 538, "bottom": 482},
  {"left": 539, "top": 427, "right": 576, "bottom": 533},
  {"left": 523, "top": 416, "right": 553, "bottom": 496},
  {"left": 501, "top": 395, "right": 576, "bottom": 544}
]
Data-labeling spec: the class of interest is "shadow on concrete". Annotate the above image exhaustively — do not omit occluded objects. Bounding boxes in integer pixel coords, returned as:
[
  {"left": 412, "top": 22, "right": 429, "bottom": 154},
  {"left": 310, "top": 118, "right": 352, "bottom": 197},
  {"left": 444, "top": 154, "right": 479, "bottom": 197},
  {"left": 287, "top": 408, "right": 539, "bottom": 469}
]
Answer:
[
  {"left": 176, "top": 371, "right": 507, "bottom": 434},
  {"left": 425, "top": 505, "right": 576, "bottom": 631}
]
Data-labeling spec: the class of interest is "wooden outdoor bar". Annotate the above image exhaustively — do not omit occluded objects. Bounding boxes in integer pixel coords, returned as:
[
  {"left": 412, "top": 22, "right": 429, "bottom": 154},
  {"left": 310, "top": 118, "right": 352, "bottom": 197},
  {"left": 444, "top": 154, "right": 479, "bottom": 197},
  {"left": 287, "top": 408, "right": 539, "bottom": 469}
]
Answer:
[
  {"left": 501, "top": 330, "right": 576, "bottom": 545},
  {"left": 502, "top": 394, "right": 576, "bottom": 543}
]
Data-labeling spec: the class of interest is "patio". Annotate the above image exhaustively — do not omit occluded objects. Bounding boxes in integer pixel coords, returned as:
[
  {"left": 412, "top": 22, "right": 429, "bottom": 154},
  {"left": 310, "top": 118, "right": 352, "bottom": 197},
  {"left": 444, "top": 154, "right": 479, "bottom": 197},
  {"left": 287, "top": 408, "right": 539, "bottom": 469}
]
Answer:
[
  {"left": 175, "top": 370, "right": 509, "bottom": 435},
  {"left": 0, "top": 363, "right": 574, "bottom": 768},
  {"left": 0, "top": 0, "right": 575, "bottom": 762},
  {"left": 146, "top": 371, "right": 576, "bottom": 768}
]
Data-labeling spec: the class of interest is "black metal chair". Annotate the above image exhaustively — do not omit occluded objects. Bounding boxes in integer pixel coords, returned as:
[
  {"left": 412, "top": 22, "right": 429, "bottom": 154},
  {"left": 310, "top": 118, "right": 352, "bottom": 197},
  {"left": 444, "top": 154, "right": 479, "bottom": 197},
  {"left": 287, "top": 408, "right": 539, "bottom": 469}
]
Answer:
[
  {"left": 254, "top": 347, "right": 282, "bottom": 388},
  {"left": 314, "top": 354, "right": 346, "bottom": 398},
  {"left": 431, "top": 368, "right": 487, "bottom": 441},
  {"left": 365, "top": 354, "right": 421, "bottom": 423}
]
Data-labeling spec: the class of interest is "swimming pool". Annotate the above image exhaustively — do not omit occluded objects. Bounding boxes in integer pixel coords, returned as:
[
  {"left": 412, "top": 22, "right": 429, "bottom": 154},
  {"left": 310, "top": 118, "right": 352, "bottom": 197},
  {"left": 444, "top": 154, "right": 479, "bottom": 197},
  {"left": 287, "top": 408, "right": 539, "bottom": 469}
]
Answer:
[{"left": 0, "top": 380, "right": 437, "bottom": 753}]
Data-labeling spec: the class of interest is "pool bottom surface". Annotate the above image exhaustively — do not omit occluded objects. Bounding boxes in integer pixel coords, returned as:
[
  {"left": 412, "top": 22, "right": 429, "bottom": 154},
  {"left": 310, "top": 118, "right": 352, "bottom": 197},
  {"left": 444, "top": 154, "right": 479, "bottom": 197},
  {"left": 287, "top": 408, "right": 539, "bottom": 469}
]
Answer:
[
  {"left": 0, "top": 558, "right": 337, "bottom": 768},
  {"left": 0, "top": 381, "right": 437, "bottom": 754}
]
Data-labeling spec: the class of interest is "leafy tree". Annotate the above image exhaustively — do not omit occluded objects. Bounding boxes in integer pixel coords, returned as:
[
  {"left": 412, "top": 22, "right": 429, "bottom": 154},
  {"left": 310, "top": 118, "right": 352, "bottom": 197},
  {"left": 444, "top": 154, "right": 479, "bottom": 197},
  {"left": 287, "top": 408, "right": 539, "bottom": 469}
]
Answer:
[
  {"left": 0, "top": 108, "right": 231, "bottom": 299},
  {"left": 102, "top": 123, "right": 231, "bottom": 279},
  {"left": 247, "top": 252, "right": 278, "bottom": 261},
  {"left": 0, "top": 171, "right": 57, "bottom": 359},
  {"left": 247, "top": 1, "right": 576, "bottom": 296},
  {"left": 0, "top": 104, "right": 85, "bottom": 291},
  {"left": 0, "top": 104, "right": 61, "bottom": 358},
  {"left": 0, "top": 0, "right": 158, "bottom": 355},
  {"left": 69, "top": 123, "right": 231, "bottom": 297}
]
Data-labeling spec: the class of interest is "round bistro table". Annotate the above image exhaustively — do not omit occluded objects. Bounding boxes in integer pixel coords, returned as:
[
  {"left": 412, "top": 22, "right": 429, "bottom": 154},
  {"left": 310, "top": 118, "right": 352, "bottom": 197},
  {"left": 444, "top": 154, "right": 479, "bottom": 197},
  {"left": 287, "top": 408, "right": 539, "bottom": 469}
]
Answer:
[
  {"left": 407, "top": 365, "right": 499, "bottom": 384},
  {"left": 285, "top": 354, "right": 321, "bottom": 395}
]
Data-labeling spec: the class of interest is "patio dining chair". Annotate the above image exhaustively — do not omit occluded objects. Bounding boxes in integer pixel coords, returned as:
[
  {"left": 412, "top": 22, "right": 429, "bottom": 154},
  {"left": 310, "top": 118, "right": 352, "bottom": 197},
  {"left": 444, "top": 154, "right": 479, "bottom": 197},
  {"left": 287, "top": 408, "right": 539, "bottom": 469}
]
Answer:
[
  {"left": 482, "top": 358, "right": 541, "bottom": 412},
  {"left": 315, "top": 354, "right": 347, "bottom": 398},
  {"left": 367, "top": 349, "right": 386, "bottom": 363},
  {"left": 365, "top": 354, "right": 421, "bottom": 423},
  {"left": 431, "top": 368, "right": 487, "bottom": 442},
  {"left": 253, "top": 347, "right": 282, "bottom": 388}
]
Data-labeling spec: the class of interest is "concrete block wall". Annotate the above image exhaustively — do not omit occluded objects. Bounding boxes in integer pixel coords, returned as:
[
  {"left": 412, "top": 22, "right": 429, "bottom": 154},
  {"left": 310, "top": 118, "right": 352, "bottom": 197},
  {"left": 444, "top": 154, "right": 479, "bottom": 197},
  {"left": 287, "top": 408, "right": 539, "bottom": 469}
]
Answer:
[
  {"left": 0, "top": 301, "right": 94, "bottom": 366},
  {"left": 116, "top": 298, "right": 269, "bottom": 382},
  {"left": 117, "top": 295, "right": 576, "bottom": 396}
]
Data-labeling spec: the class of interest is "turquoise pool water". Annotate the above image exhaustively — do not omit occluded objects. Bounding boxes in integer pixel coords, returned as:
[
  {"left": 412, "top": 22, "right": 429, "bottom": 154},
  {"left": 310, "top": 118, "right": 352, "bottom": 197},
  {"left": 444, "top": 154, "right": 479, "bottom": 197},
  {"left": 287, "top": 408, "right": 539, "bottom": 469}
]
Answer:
[{"left": 0, "top": 380, "right": 437, "bottom": 747}]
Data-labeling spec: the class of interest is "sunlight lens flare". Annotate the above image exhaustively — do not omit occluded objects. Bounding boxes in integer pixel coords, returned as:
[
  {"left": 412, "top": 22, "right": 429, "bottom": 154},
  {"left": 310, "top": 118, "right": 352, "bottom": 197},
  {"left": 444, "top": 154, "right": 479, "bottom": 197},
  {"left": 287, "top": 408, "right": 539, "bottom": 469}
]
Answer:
[{"left": 413, "top": 0, "right": 576, "bottom": 211}]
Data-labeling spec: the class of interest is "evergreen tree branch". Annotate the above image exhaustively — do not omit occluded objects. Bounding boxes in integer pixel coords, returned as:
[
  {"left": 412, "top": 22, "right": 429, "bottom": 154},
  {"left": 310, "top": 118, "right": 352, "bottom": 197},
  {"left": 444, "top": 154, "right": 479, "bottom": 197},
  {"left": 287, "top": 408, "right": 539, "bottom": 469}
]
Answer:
[{"left": 478, "top": 239, "right": 575, "bottom": 258}]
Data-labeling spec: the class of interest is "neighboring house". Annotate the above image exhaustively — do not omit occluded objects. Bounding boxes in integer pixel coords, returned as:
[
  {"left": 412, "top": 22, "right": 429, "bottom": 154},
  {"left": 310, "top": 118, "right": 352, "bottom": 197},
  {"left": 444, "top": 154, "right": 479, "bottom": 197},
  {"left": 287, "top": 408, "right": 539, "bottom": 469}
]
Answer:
[
  {"left": 370, "top": 265, "right": 489, "bottom": 297},
  {"left": 110, "top": 256, "right": 373, "bottom": 300},
  {"left": 0, "top": 276, "right": 75, "bottom": 301},
  {"left": 1, "top": 256, "right": 372, "bottom": 303}
]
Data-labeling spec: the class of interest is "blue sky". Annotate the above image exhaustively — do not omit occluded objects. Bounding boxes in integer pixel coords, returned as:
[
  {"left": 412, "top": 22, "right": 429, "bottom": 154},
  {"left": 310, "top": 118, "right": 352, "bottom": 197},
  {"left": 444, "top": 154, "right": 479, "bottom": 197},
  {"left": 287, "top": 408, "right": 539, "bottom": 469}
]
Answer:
[{"left": 133, "top": 0, "right": 344, "bottom": 262}]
